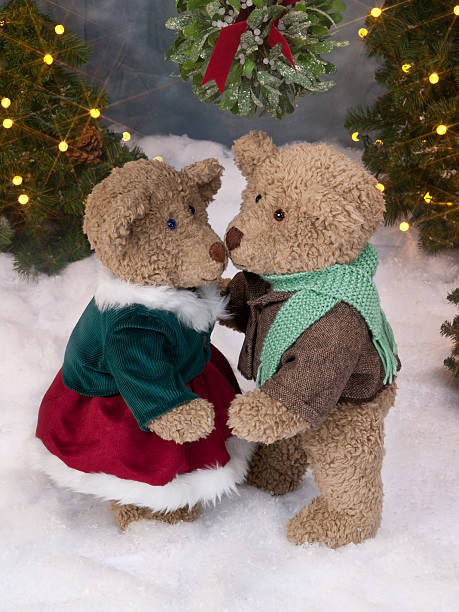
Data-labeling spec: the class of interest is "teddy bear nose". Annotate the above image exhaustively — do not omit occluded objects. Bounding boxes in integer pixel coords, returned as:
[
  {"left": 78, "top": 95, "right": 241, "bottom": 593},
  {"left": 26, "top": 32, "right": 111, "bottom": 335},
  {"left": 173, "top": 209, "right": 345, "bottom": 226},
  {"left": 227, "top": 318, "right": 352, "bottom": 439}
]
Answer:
[
  {"left": 209, "top": 242, "right": 226, "bottom": 263},
  {"left": 225, "top": 227, "right": 243, "bottom": 251}
]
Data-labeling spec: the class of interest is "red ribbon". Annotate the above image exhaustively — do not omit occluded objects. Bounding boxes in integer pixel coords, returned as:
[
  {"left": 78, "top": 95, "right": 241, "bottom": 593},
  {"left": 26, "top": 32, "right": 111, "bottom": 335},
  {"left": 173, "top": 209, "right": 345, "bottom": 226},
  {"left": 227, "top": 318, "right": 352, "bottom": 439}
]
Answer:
[{"left": 202, "top": 1, "right": 298, "bottom": 94}]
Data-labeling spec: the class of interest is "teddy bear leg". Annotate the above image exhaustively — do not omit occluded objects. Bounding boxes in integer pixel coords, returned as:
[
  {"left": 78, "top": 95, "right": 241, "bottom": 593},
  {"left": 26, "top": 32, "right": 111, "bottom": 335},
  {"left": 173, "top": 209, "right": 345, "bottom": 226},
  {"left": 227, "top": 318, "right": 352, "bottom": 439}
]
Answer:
[
  {"left": 245, "top": 434, "right": 308, "bottom": 496},
  {"left": 110, "top": 502, "right": 154, "bottom": 530},
  {"left": 111, "top": 502, "right": 201, "bottom": 530},
  {"left": 286, "top": 384, "right": 396, "bottom": 548},
  {"left": 150, "top": 504, "right": 202, "bottom": 525}
]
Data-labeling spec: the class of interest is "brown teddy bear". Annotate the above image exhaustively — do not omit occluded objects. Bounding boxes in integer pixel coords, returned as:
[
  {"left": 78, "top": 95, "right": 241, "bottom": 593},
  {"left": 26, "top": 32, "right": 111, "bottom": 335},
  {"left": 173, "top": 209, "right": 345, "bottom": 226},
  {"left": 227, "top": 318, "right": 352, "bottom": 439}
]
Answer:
[
  {"left": 224, "top": 131, "right": 400, "bottom": 548},
  {"left": 32, "top": 157, "right": 253, "bottom": 529}
]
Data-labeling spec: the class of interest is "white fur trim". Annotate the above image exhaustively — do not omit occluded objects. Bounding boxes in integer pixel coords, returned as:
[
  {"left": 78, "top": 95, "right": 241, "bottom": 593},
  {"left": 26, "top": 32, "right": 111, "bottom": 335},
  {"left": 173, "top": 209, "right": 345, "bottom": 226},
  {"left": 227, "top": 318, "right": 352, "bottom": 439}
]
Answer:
[
  {"left": 94, "top": 264, "right": 229, "bottom": 333},
  {"left": 29, "top": 437, "right": 255, "bottom": 512}
]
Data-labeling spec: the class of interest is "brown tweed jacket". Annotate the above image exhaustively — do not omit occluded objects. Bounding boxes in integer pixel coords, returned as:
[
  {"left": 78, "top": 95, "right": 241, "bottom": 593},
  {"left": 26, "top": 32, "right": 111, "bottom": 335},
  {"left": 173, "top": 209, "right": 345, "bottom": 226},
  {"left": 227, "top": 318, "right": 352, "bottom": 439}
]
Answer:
[{"left": 227, "top": 271, "right": 399, "bottom": 428}]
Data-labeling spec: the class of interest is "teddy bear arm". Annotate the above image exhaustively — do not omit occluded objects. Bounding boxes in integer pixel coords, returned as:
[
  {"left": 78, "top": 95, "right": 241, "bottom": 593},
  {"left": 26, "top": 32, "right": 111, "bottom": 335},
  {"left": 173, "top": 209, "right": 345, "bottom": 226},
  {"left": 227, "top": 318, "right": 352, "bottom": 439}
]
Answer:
[
  {"left": 261, "top": 303, "right": 368, "bottom": 429},
  {"left": 147, "top": 398, "right": 215, "bottom": 444},
  {"left": 218, "top": 271, "right": 251, "bottom": 333},
  {"left": 105, "top": 319, "right": 211, "bottom": 438},
  {"left": 228, "top": 388, "right": 308, "bottom": 444}
]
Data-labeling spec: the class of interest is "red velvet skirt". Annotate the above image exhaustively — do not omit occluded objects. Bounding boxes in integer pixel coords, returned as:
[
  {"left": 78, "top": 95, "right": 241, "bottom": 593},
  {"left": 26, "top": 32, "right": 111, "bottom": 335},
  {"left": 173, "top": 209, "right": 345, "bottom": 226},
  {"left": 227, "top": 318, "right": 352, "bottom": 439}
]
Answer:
[{"left": 36, "top": 346, "right": 241, "bottom": 488}]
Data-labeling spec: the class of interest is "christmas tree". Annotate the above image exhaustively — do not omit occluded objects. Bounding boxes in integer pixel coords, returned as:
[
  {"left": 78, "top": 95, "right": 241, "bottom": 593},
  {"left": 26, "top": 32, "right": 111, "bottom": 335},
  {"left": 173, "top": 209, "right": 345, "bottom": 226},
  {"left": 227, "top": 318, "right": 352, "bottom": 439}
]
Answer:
[
  {"left": 441, "top": 288, "right": 459, "bottom": 378},
  {"left": 345, "top": 1, "right": 458, "bottom": 252},
  {"left": 0, "top": 0, "right": 145, "bottom": 275}
]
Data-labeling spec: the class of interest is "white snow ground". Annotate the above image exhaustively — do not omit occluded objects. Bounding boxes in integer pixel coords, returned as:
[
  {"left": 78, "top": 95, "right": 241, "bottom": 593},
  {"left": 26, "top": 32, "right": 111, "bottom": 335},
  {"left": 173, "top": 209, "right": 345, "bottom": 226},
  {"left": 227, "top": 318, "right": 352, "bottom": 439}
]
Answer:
[{"left": 1, "top": 135, "right": 458, "bottom": 612}]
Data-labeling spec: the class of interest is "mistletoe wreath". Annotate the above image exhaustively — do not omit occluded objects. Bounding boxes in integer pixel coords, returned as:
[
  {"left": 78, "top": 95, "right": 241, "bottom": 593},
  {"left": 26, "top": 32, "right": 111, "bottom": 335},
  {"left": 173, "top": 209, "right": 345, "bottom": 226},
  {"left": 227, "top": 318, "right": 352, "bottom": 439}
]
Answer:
[{"left": 166, "top": 0, "right": 347, "bottom": 119}]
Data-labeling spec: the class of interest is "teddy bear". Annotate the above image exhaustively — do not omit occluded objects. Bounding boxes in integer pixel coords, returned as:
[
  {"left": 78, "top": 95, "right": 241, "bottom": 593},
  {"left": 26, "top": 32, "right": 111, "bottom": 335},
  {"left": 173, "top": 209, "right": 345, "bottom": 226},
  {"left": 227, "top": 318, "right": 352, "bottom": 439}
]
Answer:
[
  {"left": 223, "top": 131, "right": 400, "bottom": 548},
  {"left": 32, "top": 156, "right": 253, "bottom": 529}
]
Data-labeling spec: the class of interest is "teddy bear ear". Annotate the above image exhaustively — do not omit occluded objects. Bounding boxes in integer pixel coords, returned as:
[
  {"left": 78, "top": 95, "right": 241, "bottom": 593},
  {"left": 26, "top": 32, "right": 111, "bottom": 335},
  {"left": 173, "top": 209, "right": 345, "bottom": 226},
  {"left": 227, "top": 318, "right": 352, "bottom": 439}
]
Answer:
[
  {"left": 232, "top": 131, "right": 277, "bottom": 178},
  {"left": 84, "top": 186, "right": 151, "bottom": 255},
  {"left": 181, "top": 158, "right": 224, "bottom": 205}
]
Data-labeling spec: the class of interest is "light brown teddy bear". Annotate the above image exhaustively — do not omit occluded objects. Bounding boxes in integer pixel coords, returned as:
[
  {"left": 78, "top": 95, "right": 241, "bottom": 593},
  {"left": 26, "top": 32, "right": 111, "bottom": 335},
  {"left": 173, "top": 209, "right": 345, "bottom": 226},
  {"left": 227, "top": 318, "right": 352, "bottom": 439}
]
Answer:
[
  {"left": 224, "top": 131, "right": 400, "bottom": 549},
  {"left": 33, "top": 157, "right": 253, "bottom": 529}
]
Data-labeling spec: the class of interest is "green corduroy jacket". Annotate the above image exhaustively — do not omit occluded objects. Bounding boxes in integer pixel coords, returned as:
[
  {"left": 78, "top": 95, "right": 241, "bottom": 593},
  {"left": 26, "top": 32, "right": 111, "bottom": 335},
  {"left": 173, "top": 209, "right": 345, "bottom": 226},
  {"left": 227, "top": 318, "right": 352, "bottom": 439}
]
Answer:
[{"left": 62, "top": 299, "right": 211, "bottom": 431}]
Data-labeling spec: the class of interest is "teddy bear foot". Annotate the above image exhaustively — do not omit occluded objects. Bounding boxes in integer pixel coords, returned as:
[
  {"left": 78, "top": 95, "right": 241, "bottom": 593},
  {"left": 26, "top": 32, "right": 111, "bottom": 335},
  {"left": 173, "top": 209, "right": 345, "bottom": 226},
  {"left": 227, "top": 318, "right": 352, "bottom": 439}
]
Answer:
[
  {"left": 245, "top": 434, "right": 308, "bottom": 496},
  {"left": 111, "top": 501, "right": 201, "bottom": 530},
  {"left": 286, "top": 497, "right": 380, "bottom": 549}
]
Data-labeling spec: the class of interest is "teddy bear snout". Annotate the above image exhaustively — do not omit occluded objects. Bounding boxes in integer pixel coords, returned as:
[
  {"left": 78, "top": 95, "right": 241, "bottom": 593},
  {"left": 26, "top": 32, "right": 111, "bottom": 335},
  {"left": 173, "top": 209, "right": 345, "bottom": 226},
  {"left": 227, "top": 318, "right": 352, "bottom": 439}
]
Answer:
[
  {"left": 209, "top": 242, "right": 226, "bottom": 263},
  {"left": 225, "top": 227, "right": 244, "bottom": 251}
]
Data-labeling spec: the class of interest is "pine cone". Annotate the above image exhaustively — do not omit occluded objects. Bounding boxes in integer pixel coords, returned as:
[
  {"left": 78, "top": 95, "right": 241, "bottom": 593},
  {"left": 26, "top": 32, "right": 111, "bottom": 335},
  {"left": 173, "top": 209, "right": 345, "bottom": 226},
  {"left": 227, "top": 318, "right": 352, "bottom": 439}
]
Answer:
[{"left": 69, "top": 125, "right": 104, "bottom": 166}]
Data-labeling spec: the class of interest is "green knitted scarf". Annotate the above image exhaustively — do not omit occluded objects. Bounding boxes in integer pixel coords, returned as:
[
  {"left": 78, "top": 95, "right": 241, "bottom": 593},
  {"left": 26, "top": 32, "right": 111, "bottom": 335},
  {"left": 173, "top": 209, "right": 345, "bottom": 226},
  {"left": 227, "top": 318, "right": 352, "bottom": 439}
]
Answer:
[{"left": 257, "top": 244, "right": 398, "bottom": 386}]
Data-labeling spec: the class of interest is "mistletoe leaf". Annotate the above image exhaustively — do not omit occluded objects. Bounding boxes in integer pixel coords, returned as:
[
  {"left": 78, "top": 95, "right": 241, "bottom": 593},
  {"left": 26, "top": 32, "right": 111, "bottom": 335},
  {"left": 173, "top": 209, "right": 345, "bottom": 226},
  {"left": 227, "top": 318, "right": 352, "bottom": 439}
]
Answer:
[
  {"left": 166, "top": 16, "right": 191, "bottom": 30},
  {"left": 247, "top": 8, "right": 264, "bottom": 29}
]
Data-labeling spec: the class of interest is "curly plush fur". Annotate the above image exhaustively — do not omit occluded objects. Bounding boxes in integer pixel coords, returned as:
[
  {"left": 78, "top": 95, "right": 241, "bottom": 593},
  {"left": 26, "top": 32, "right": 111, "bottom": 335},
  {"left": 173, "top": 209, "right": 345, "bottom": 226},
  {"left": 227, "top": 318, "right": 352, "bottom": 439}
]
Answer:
[
  {"left": 287, "top": 384, "right": 396, "bottom": 548},
  {"left": 225, "top": 131, "right": 397, "bottom": 548},
  {"left": 111, "top": 501, "right": 201, "bottom": 530},
  {"left": 147, "top": 398, "right": 215, "bottom": 443},
  {"left": 245, "top": 434, "right": 309, "bottom": 496},
  {"left": 84, "top": 157, "right": 226, "bottom": 288},
  {"left": 228, "top": 388, "right": 308, "bottom": 444}
]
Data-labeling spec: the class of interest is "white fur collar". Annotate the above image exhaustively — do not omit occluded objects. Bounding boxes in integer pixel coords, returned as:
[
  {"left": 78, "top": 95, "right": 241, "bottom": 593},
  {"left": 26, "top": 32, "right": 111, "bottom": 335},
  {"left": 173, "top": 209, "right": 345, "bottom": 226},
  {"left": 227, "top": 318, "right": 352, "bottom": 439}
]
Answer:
[{"left": 94, "top": 264, "right": 229, "bottom": 333}]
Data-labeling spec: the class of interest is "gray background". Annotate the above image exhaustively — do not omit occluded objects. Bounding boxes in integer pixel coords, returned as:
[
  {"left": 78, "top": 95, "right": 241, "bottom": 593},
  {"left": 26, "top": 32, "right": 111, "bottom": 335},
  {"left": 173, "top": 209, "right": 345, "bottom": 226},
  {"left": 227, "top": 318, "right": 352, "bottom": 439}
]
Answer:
[{"left": 29, "top": 0, "right": 381, "bottom": 146}]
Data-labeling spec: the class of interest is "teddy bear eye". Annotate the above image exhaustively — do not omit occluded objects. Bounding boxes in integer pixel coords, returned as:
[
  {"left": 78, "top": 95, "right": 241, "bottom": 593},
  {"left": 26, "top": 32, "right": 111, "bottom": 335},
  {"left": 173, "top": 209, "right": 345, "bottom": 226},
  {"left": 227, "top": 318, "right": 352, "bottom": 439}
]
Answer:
[
  {"left": 255, "top": 194, "right": 262, "bottom": 203},
  {"left": 189, "top": 205, "right": 196, "bottom": 215},
  {"left": 167, "top": 218, "right": 177, "bottom": 230},
  {"left": 274, "top": 209, "right": 285, "bottom": 221}
]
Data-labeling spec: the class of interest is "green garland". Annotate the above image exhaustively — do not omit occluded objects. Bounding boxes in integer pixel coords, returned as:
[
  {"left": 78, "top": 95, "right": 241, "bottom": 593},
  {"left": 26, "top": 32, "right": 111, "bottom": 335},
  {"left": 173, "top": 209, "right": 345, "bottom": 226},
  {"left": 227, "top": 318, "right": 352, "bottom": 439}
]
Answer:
[{"left": 166, "top": 0, "right": 348, "bottom": 119}]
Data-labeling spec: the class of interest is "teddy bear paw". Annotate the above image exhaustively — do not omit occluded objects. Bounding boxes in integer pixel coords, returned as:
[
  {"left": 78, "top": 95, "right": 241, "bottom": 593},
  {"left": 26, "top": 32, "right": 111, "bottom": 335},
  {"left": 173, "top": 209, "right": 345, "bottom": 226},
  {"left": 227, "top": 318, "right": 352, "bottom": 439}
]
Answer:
[
  {"left": 286, "top": 496, "right": 381, "bottom": 549},
  {"left": 147, "top": 398, "right": 215, "bottom": 444},
  {"left": 228, "top": 388, "right": 309, "bottom": 444}
]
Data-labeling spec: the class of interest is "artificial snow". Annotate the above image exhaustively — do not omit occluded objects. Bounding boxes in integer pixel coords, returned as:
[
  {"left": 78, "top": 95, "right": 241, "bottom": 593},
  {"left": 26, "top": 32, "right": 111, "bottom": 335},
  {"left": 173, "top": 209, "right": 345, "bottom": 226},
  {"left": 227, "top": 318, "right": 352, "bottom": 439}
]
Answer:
[{"left": 1, "top": 135, "right": 458, "bottom": 612}]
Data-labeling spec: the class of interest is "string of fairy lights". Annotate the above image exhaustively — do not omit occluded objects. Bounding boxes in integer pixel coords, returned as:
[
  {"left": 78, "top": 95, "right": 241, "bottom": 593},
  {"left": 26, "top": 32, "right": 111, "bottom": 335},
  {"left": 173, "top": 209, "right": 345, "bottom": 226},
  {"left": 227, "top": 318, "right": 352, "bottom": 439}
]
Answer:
[
  {"left": 1, "top": 19, "right": 133, "bottom": 208},
  {"left": 1, "top": 2, "right": 457, "bottom": 235},
  {"left": 350, "top": 3, "right": 458, "bottom": 234}
]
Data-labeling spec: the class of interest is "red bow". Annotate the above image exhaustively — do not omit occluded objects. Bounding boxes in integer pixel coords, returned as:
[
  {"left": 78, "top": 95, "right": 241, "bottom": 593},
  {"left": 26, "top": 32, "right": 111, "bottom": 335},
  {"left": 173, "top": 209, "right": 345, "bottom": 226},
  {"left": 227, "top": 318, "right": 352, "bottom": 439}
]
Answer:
[{"left": 202, "top": 1, "right": 297, "bottom": 94}]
